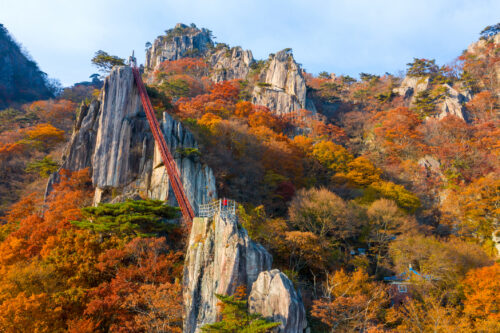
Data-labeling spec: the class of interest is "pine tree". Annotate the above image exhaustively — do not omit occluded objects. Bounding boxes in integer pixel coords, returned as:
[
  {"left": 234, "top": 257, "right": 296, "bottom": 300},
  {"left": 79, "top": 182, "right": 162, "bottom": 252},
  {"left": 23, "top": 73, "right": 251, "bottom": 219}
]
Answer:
[
  {"left": 201, "top": 290, "right": 280, "bottom": 333},
  {"left": 72, "top": 199, "right": 180, "bottom": 237}
]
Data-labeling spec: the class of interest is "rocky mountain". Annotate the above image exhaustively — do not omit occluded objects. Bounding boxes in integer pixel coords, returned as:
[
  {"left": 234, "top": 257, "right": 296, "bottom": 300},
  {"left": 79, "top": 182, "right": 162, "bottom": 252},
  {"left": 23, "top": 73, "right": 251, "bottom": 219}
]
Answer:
[
  {"left": 51, "top": 63, "right": 307, "bottom": 332},
  {"left": 144, "top": 24, "right": 316, "bottom": 116},
  {"left": 145, "top": 23, "right": 214, "bottom": 71},
  {"left": 49, "top": 66, "right": 216, "bottom": 212},
  {"left": 0, "top": 24, "right": 53, "bottom": 108}
]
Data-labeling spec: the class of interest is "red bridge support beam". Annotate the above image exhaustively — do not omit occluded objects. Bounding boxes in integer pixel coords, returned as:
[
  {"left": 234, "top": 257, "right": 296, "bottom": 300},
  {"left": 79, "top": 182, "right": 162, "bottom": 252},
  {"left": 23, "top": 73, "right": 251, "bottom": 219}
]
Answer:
[{"left": 131, "top": 66, "right": 195, "bottom": 223}]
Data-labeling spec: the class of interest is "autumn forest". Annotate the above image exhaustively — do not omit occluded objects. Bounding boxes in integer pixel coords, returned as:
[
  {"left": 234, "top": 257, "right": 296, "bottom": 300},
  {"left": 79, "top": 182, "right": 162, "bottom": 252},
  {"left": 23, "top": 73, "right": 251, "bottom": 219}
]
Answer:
[{"left": 0, "top": 20, "right": 498, "bottom": 333}]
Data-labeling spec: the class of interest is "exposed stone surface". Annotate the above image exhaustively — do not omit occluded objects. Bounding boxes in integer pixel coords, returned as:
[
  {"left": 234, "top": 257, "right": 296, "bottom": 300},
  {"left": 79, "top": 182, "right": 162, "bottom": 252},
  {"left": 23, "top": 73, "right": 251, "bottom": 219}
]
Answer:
[
  {"left": 48, "top": 66, "right": 216, "bottom": 213},
  {"left": 0, "top": 24, "right": 52, "bottom": 108},
  {"left": 145, "top": 23, "right": 213, "bottom": 70},
  {"left": 394, "top": 77, "right": 470, "bottom": 121},
  {"left": 492, "top": 230, "right": 500, "bottom": 257},
  {"left": 418, "top": 155, "right": 442, "bottom": 178},
  {"left": 394, "top": 76, "right": 429, "bottom": 102},
  {"left": 249, "top": 269, "right": 307, "bottom": 333},
  {"left": 91, "top": 66, "right": 153, "bottom": 191},
  {"left": 437, "top": 84, "right": 470, "bottom": 121},
  {"left": 209, "top": 46, "right": 254, "bottom": 82},
  {"left": 252, "top": 49, "right": 316, "bottom": 115},
  {"left": 149, "top": 112, "right": 217, "bottom": 211},
  {"left": 183, "top": 213, "right": 272, "bottom": 333}
]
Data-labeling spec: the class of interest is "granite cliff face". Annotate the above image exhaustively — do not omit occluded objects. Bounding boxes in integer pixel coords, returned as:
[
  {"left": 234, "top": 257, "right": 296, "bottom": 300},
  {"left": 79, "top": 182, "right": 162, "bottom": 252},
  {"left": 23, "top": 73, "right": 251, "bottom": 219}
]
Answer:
[
  {"left": 53, "top": 66, "right": 216, "bottom": 212},
  {"left": 394, "top": 76, "right": 470, "bottom": 121},
  {"left": 394, "top": 76, "right": 430, "bottom": 101},
  {"left": 0, "top": 24, "right": 52, "bottom": 108},
  {"left": 183, "top": 213, "right": 307, "bottom": 333},
  {"left": 143, "top": 25, "right": 316, "bottom": 116},
  {"left": 209, "top": 46, "right": 254, "bottom": 82},
  {"left": 437, "top": 84, "right": 470, "bottom": 121},
  {"left": 145, "top": 23, "right": 213, "bottom": 71},
  {"left": 183, "top": 213, "right": 272, "bottom": 332},
  {"left": 252, "top": 49, "right": 316, "bottom": 115}
]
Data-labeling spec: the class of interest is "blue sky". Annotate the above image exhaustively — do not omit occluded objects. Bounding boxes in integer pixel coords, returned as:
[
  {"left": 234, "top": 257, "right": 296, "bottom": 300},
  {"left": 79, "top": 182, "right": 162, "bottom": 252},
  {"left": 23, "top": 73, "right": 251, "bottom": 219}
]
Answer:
[{"left": 1, "top": 0, "right": 499, "bottom": 86}]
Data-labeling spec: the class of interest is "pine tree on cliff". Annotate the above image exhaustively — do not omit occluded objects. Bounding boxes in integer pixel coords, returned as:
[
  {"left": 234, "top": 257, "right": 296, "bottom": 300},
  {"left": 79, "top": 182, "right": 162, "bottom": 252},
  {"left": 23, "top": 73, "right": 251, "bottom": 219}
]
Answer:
[{"left": 201, "top": 292, "right": 280, "bottom": 332}]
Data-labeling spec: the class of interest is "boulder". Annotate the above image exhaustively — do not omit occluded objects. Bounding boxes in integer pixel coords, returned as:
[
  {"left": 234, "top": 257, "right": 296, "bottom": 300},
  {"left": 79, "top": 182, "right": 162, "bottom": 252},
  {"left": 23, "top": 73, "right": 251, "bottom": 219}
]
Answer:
[
  {"left": 249, "top": 269, "right": 307, "bottom": 333},
  {"left": 209, "top": 46, "right": 254, "bottom": 82},
  {"left": 252, "top": 49, "right": 316, "bottom": 115},
  {"left": 183, "top": 213, "right": 273, "bottom": 333}
]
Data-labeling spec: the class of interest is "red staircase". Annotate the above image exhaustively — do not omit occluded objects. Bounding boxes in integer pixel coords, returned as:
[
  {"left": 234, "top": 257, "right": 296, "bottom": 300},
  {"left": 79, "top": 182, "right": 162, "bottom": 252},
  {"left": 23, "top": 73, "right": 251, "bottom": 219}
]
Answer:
[{"left": 131, "top": 66, "right": 195, "bottom": 223}]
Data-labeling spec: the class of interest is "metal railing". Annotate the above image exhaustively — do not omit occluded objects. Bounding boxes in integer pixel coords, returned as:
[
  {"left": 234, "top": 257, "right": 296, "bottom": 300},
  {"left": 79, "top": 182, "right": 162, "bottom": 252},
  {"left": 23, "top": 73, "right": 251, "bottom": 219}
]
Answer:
[{"left": 198, "top": 199, "right": 236, "bottom": 218}]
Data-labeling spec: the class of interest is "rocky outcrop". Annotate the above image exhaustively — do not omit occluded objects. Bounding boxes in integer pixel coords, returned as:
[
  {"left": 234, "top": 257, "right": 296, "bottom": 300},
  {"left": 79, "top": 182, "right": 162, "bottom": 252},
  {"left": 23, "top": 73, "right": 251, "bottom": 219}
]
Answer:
[
  {"left": 394, "top": 77, "right": 470, "bottom": 121},
  {"left": 50, "top": 66, "right": 216, "bottom": 213},
  {"left": 394, "top": 76, "right": 429, "bottom": 102},
  {"left": 466, "top": 33, "right": 500, "bottom": 84},
  {"left": 252, "top": 49, "right": 316, "bottom": 115},
  {"left": 145, "top": 23, "right": 213, "bottom": 70},
  {"left": 183, "top": 213, "right": 273, "bottom": 333},
  {"left": 62, "top": 99, "right": 101, "bottom": 172},
  {"left": 91, "top": 66, "right": 152, "bottom": 192},
  {"left": 149, "top": 112, "right": 217, "bottom": 210},
  {"left": 209, "top": 46, "right": 254, "bottom": 82},
  {"left": 0, "top": 24, "right": 52, "bottom": 108},
  {"left": 437, "top": 84, "right": 469, "bottom": 121},
  {"left": 249, "top": 269, "right": 307, "bottom": 333}
]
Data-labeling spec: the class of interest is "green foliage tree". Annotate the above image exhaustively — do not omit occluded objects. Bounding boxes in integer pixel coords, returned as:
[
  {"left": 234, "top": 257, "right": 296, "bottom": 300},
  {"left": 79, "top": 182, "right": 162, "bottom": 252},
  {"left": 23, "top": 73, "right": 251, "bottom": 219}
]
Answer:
[
  {"left": 341, "top": 75, "right": 356, "bottom": 85},
  {"left": 25, "top": 156, "right": 59, "bottom": 177},
  {"left": 318, "top": 71, "right": 331, "bottom": 79},
  {"left": 72, "top": 199, "right": 180, "bottom": 237},
  {"left": 413, "top": 90, "right": 436, "bottom": 117},
  {"left": 201, "top": 293, "right": 280, "bottom": 333},
  {"left": 91, "top": 50, "right": 125, "bottom": 73},
  {"left": 406, "top": 58, "right": 439, "bottom": 77},
  {"left": 479, "top": 23, "right": 500, "bottom": 40},
  {"left": 359, "top": 72, "right": 380, "bottom": 84}
]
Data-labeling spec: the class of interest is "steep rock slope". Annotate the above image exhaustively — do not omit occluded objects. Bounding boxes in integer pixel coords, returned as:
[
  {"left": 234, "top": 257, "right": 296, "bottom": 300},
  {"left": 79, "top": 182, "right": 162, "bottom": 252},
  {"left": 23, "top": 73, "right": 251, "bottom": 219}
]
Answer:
[
  {"left": 394, "top": 76, "right": 429, "bottom": 101},
  {"left": 145, "top": 23, "right": 213, "bottom": 71},
  {"left": 252, "top": 49, "right": 316, "bottom": 115},
  {"left": 394, "top": 75, "right": 470, "bottom": 121},
  {"left": 209, "top": 46, "right": 254, "bottom": 82},
  {"left": 183, "top": 213, "right": 307, "bottom": 333},
  {"left": 51, "top": 66, "right": 216, "bottom": 212},
  {"left": 466, "top": 33, "right": 500, "bottom": 95},
  {"left": 0, "top": 24, "right": 52, "bottom": 108},
  {"left": 143, "top": 25, "right": 316, "bottom": 115}
]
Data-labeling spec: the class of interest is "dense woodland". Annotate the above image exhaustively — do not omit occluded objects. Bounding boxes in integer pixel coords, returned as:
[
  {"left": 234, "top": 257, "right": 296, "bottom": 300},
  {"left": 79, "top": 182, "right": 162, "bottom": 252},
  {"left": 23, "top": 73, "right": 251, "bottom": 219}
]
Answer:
[{"left": 0, "top": 23, "right": 498, "bottom": 332}]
